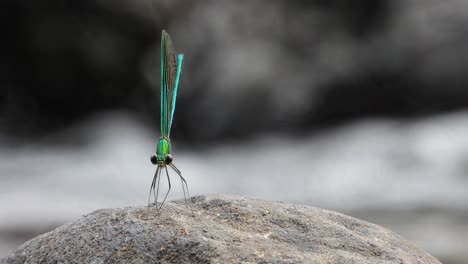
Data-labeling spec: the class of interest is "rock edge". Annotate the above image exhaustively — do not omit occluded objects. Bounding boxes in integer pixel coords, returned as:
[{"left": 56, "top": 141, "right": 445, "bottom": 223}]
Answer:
[{"left": 5, "top": 195, "right": 441, "bottom": 264}]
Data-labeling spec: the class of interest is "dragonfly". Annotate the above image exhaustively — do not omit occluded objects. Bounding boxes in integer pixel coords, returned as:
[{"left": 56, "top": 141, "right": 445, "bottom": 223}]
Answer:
[{"left": 149, "top": 30, "right": 190, "bottom": 212}]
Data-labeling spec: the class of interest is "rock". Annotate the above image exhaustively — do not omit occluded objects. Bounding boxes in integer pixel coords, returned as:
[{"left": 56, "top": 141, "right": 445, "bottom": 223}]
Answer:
[{"left": 4, "top": 195, "right": 440, "bottom": 264}]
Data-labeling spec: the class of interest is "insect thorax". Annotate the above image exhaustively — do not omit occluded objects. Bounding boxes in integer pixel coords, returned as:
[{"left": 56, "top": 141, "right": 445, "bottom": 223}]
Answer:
[{"left": 156, "top": 138, "right": 172, "bottom": 163}]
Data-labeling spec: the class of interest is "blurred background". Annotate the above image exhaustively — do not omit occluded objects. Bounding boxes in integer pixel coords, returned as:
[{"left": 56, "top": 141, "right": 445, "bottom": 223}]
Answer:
[{"left": 1, "top": 0, "right": 468, "bottom": 263}]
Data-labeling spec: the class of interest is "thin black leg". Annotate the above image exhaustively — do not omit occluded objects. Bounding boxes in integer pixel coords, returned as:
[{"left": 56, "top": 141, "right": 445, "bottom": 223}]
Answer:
[
  {"left": 155, "top": 166, "right": 162, "bottom": 214},
  {"left": 159, "top": 166, "right": 172, "bottom": 211},
  {"left": 180, "top": 174, "right": 188, "bottom": 209},
  {"left": 148, "top": 166, "right": 159, "bottom": 206},
  {"left": 170, "top": 163, "right": 193, "bottom": 214}
]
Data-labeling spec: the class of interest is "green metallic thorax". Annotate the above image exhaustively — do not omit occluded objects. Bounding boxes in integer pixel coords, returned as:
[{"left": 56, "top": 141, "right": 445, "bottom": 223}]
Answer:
[{"left": 156, "top": 138, "right": 171, "bottom": 165}]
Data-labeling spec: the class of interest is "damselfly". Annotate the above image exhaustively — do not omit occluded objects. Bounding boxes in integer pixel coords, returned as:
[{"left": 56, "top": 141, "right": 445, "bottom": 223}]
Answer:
[{"left": 149, "top": 30, "right": 190, "bottom": 212}]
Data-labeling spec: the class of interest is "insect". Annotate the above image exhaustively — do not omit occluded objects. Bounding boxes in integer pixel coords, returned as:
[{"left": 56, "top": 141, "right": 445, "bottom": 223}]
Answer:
[{"left": 149, "top": 30, "right": 190, "bottom": 212}]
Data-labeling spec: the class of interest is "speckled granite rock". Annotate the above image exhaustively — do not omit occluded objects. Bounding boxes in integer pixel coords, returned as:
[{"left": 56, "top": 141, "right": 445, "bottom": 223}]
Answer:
[{"left": 4, "top": 195, "right": 441, "bottom": 264}]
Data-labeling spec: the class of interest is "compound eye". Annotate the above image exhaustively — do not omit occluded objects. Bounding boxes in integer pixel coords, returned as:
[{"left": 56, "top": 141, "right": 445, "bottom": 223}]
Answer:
[
  {"left": 165, "top": 154, "right": 173, "bottom": 164},
  {"left": 150, "top": 154, "right": 158, "bottom": 165}
]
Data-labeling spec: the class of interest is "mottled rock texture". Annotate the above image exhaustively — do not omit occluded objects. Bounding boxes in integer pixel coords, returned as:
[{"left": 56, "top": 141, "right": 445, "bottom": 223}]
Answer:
[{"left": 4, "top": 195, "right": 440, "bottom": 264}]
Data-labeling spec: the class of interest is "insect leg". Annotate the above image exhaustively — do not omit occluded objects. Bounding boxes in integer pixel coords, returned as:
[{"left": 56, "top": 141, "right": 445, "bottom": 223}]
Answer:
[
  {"left": 155, "top": 166, "right": 162, "bottom": 214},
  {"left": 159, "top": 166, "right": 172, "bottom": 211},
  {"left": 148, "top": 166, "right": 160, "bottom": 206},
  {"left": 170, "top": 163, "right": 193, "bottom": 214}
]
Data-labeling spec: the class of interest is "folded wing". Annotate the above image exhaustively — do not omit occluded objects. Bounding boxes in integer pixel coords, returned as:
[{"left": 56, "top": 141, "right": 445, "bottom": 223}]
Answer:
[{"left": 161, "top": 30, "right": 183, "bottom": 137}]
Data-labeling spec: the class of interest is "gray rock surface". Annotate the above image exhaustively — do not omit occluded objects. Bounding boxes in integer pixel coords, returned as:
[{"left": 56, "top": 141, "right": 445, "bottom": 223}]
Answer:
[{"left": 4, "top": 195, "right": 440, "bottom": 264}]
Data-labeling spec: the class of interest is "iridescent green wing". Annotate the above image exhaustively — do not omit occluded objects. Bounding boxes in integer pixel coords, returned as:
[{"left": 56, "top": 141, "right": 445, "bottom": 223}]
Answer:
[{"left": 160, "top": 30, "right": 184, "bottom": 138}]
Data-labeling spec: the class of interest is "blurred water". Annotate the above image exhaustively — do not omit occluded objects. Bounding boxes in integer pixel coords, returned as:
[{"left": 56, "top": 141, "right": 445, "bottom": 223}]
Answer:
[{"left": 1, "top": 111, "right": 468, "bottom": 263}]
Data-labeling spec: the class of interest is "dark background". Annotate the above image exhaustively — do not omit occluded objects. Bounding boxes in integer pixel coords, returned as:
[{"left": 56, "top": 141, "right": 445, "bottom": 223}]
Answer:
[
  {"left": 3, "top": 0, "right": 468, "bottom": 141},
  {"left": 1, "top": 0, "right": 468, "bottom": 263}
]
